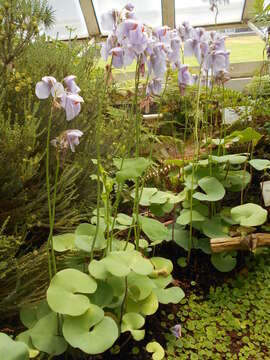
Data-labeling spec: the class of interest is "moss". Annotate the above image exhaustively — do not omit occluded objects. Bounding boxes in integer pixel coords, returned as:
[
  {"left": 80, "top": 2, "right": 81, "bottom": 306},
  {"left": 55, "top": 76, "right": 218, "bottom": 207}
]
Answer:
[{"left": 165, "top": 252, "right": 270, "bottom": 359}]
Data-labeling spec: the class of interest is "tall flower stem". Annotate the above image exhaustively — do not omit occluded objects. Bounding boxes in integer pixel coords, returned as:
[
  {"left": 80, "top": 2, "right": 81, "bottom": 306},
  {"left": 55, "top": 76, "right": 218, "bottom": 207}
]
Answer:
[
  {"left": 49, "top": 152, "right": 60, "bottom": 276},
  {"left": 188, "top": 65, "right": 203, "bottom": 263},
  {"left": 133, "top": 58, "right": 142, "bottom": 250},
  {"left": 91, "top": 59, "right": 112, "bottom": 261},
  {"left": 46, "top": 106, "right": 53, "bottom": 280},
  {"left": 46, "top": 107, "right": 59, "bottom": 278}
]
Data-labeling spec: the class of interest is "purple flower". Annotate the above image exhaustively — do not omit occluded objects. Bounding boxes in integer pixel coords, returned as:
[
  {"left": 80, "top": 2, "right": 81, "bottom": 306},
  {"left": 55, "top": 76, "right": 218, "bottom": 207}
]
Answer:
[
  {"left": 123, "top": 44, "right": 136, "bottom": 66},
  {"left": 64, "top": 75, "right": 80, "bottom": 94},
  {"left": 51, "top": 129, "right": 83, "bottom": 153},
  {"left": 35, "top": 76, "right": 64, "bottom": 99},
  {"left": 204, "top": 50, "right": 230, "bottom": 75},
  {"left": 125, "top": 3, "right": 135, "bottom": 11},
  {"left": 148, "top": 42, "right": 168, "bottom": 78},
  {"left": 146, "top": 78, "right": 162, "bottom": 96},
  {"left": 101, "top": 9, "right": 118, "bottom": 32},
  {"left": 178, "top": 65, "right": 193, "bottom": 87},
  {"left": 154, "top": 26, "right": 171, "bottom": 45},
  {"left": 116, "top": 19, "right": 148, "bottom": 54},
  {"left": 61, "top": 93, "right": 84, "bottom": 121},
  {"left": 66, "top": 129, "right": 83, "bottom": 152},
  {"left": 178, "top": 22, "right": 193, "bottom": 41},
  {"left": 101, "top": 34, "right": 118, "bottom": 61},
  {"left": 109, "top": 47, "right": 124, "bottom": 68},
  {"left": 184, "top": 28, "right": 208, "bottom": 63},
  {"left": 168, "top": 36, "right": 181, "bottom": 64},
  {"left": 171, "top": 324, "right": 182, "bottom": 339},
  {"left": 210, "top": 32, "right": 227, "bottom": 51}
]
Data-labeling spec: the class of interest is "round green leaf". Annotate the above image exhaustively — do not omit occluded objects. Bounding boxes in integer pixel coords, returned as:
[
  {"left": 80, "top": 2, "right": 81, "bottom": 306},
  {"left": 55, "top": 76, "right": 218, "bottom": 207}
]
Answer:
[
  {"left": 63, "top": 305, "right": 118, "bottom": 355},
  {"left": 177, "top": 209, "right": 205, "bottom": 226},
  {"left": 0, "top": 333, "right": 29, "bottom": 360},
  {"left": 116, "top": 157, "right": 152, "bottom": 182},
  {"left": 202, "top": 217, "right": 229, "bottom": 238},
  {"left": 75, "top": 223, "right": 106, "bottom": 252},
  {"left": 193, "top": 177, "right": 225, "bottom": 202},
  {"left": 211, "top": 154, "right": 247, "bottom": 165},
  {"left": 116, "top": 213, "right": 133, "bottom": 226},
  {"left": 16, "top": 331, "right": 39, "bottom": 358},
  {"left": 47, "top": 269, "right": 97, "bottom": 316},
  {"left": 146, "top": 341, "right": 165, "bottom": 360},
  {"left": 121, "top": 313, "right": 145, "bottom": 334},
  {"left": 139, "top": 216, "right": 170, "bottom": 242},
  {"left": 171, "top": 224, "right": 189, "bottom": 251},
  {"left": 222, "top": 170, "right": 251, "bottom": 192},
  {"left": 131, "top": 187, "right": 158, "bottom": 206},
  {"left": 20, "top": 301, "right": 51, "bottom": 329},
  {"left": 29, "top": 312, "right": 67, "bottom": 356},
  {"left": 127, "top": 273, "right": 155, "bottom": 301},
  {"left": 211, "top": 252, "right": 237, "bottom": 272},
  {"left": 153, "top": 287, "right": 185, "bottom": 304},
  {"left": 249, "top": 159, "right": 270, "bottom": 171},
  {"left": 88, "top": 281, "right": 114, "bottom": 308},
  {"left": 89, "top": 251, "right": 153, "bottom": 279},
  {"left": 150, "top": 257, "right": 173, "bottom": 277},
  {"left": 231, "top": 203, "right": 268, "bottom": 227},
  {"left": 52, "top": 233, "right": 75, "bottom": 252},
  {"left": 127, "top": 292, "right": 159, "bottom": 316}
]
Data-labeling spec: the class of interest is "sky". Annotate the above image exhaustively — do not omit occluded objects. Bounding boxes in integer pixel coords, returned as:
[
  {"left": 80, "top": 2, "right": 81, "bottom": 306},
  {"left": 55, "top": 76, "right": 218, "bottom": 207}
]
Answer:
[{"left": 46, "top": 0, "right": 247, "bottom": 39}]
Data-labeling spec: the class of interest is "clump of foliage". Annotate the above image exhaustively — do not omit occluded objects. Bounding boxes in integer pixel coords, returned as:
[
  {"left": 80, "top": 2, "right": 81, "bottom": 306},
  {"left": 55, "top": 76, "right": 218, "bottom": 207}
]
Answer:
[
  {"left": 245, "top": 75, "right": 270, "bottom": 97},
  {"left": 165, "top": 252, "right": 270, "bottom": 359}
]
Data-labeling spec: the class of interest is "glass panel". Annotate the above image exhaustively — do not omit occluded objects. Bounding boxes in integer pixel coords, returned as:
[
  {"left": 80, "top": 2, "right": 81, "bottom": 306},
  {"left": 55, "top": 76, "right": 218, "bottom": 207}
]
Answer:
[
  {"left": 175, "top": 0, "right": 245, "bottom": 27},
  {"left": 92, "top": 0, "right": 162, "bottom": 34},
  {"left": 44, "top": 0, "right": 88, "bottom": 40}
]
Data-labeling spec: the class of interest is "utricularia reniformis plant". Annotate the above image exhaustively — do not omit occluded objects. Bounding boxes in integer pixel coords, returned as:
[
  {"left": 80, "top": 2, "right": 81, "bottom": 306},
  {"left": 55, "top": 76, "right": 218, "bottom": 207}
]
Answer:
[{"left": 35, "top": 74, "right": 84, "bottom": 278}]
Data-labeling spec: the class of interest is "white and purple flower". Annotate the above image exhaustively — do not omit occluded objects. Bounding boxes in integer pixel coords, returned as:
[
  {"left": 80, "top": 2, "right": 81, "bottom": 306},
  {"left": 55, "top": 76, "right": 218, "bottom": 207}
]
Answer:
[
  {"left": 51, "top": 129, "right": 83, "bottom": 153},
  {"left": 60, "top": 93, "right": 84, "bottom": 121},
  {"left": 35, "top": 76, "right": 64, "bottom": 99}
]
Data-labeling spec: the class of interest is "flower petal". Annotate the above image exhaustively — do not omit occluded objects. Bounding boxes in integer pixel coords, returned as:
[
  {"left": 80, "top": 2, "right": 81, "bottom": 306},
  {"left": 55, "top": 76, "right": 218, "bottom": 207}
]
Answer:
[
  {"left": 35, "top": 81, "right": 50, "bottom": 99},
  {"left": 51, "top": 82, "right": 65, "bottom": 98}
]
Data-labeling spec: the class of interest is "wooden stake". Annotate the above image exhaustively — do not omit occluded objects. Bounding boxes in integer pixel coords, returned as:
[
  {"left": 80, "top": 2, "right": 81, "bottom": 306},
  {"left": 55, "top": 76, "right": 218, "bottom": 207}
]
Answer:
[{"left": 211, "top": 233, "right": 270, "bottom": 253}]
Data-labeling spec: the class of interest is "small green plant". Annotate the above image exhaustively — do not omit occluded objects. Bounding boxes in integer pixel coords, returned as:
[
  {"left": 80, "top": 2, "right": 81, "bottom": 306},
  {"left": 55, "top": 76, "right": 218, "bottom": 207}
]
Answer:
[{"left": 165, "top": 253, "right": 270, "bottom": 359}]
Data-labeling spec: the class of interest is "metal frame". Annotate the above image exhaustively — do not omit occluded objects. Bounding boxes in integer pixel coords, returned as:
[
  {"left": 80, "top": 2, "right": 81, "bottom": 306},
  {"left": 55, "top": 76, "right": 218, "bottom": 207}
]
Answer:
[
  {"left": 78, "top": 0, "right": 256, "bottom": 36},
  {"left": 70, "top": 1, "right": 263, "bottom": 80},
  {"left": 79, "top": 0, "right": 100, "bottom": 36}
]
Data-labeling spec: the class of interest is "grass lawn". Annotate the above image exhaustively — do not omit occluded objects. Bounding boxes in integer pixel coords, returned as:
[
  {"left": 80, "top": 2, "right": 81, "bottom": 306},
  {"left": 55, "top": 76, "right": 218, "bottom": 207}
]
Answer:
[{"left": 99, "top": 34, "right": 266, "bottom": 75}]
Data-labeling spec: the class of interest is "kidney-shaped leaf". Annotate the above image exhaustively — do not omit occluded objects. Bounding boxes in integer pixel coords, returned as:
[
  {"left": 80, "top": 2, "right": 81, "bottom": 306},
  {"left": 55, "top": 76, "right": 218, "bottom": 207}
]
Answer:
[
  {"left": 211, "top": 251, "right": 237, "bottom": 272},
  {"left": 139, "top": 216, "right": 170, "bottom": 242},
  {"left": 177, "top": 209, "right": 205, "bottom": 226},
  {"left": 116, "top": 157, "right": 152, "bottom": 182},
  {"left": 20, "top": 301, "right": 51, "bottom": 329},
  {"left": 193, "top": 177, "right": 225, "bottom": 202},
  {"left": 63, "top": 305, "right": 118, "bottom": 355},
  {"left": 0, "top": 333, "right": 29, "bottom": 360},
  {"left": 231, "top": 203, "right": 268, "bottom": 227},
  {"left": 153, "top": 287, "right": 185, "bottom": 304},
  {"left": 89, "top": 251, "right": 153, "bottom": 280},
  {"left": 75, "top": 223, "right": 105, "bottom": 252},
  {"left": 29, "top": 312, "right": 67, "bottom": 356},
  {"left": 127, "top": 273, "right": 155, "bottom": 301},
  {"left": 53, "top": 233, "right": 75, "bottom": 252},
  {"left": 146, "top": 341, "right": 165, "bottom": 360},
  {"left": 47, "top": 269, "right": 97, "bottom": 316},
  {"left": 126, "top": 292, "right": 159, "bottom": 316},
  {"left": 210, "top": 154, "right": 247, "bottom": 165},
  {"left": 150, "top": 257, "right": 173, "bottom": 277},
  {"left": 249, "top": 159, "right": 270, "bottom": 171},
  {"left": 121, "top": 313, "right": 145, "bottom": 341},
  {"left": 131, "top": 187, "right": 158, "bottom": 206}
]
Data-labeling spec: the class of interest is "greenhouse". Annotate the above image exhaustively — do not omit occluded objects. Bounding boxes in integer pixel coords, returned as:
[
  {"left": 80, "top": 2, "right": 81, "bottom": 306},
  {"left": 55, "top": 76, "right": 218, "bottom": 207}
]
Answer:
[{"left": 1, "top": 0, "right": 270, "bottom": 359}]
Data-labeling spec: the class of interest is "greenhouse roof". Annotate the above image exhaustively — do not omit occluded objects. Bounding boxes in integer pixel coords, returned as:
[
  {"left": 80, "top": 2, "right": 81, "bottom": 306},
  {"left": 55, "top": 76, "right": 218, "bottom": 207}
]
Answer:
[{"left": 46, "top": 0, "right": 256, "bottom": 40}]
